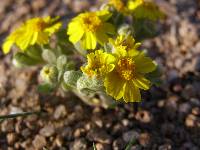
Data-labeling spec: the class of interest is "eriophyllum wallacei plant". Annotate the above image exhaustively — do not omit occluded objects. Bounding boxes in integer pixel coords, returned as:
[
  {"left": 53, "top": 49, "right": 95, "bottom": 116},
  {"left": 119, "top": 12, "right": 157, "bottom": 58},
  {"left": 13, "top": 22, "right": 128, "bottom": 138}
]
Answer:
[{"left": 2, "top": 0, "right": 165, "bottom": 108}]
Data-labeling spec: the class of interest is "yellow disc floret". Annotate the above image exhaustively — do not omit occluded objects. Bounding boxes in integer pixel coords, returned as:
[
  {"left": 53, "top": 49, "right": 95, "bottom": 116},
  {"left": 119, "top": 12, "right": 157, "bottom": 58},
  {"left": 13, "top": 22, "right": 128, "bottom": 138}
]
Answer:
[
  {"left": 30, "top": 18, "right": 47, "bottom": 32},
  {"left": 116, "top": 57, "right": 135, "bottom": 81},
  {"left": 81, "top": 13, "right": 102, "bottom": 32}
]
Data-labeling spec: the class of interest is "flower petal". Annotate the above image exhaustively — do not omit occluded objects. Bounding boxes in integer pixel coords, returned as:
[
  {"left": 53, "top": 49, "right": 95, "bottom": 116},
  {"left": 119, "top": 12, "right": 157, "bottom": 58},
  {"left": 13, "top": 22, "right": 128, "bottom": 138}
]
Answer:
[
  {"left": 67, "top": 20, "right": 85, "bottom": 44},
  {"left": 133, "top": 74, "right": 151, "bottom": 90},
  {"left": 135, "top": 52, "right": 156, "bottom": 73},
  {"left": 45, "top": 22, "right": 62, "bottom": 35},
  {"left": 36, "top": 32, "right": 49, "bottom": 45},
  {"left": 17, "top": 31, "right": 33, "bottom": 50},
  {"left": 81, "top": 32, "right": 97, "bottom": 49},
  {"left": 104, "top": 72, "right": 125, "bottom": 100},
  {"left": 68, "top": 27, "right": 84, "bottom": 44},
  {"left": 97, "top": 10, "right": 112, "bottom": 21},
  {"left": 67, "top": 21, "right": 80, "bottom": 34},
  {"left": 30, "top": 32, "right": 38, "bottom": 45},
  {"left": 123, "top": 81, "right": 141, "bottom": 102},
  {"left": 2, "top": 39, "right": 14, "bottom": 54}
]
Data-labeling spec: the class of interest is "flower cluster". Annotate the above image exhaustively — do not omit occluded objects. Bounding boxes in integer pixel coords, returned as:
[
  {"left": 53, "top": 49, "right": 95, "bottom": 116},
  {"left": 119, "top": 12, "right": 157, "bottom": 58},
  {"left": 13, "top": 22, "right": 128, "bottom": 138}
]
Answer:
[
  {"left": 2, "top": 0, "right": 164, "bottom": 106},
  {"left": 81, "top": 35, "right": 156, "bottom": 102}
]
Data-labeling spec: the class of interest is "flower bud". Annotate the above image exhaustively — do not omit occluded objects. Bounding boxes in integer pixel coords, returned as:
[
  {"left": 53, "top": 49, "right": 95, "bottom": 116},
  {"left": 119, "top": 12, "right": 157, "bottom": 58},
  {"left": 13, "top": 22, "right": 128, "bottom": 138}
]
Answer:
[
  {"left": 100, "top": 3, "right": 110, "bottom": 11},
  {"left": 40, "top": 65, "right": 58, "bottom": 84},
  {"left": 118, "top": 24, "right": 133, "bottom": 36}
]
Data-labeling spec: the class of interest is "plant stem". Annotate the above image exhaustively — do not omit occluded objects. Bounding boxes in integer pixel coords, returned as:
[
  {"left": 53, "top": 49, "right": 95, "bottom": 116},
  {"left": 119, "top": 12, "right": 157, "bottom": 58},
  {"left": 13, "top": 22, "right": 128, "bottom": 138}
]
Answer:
[{"left": 0, "top": 111, "right": 41, "bottom": 121}]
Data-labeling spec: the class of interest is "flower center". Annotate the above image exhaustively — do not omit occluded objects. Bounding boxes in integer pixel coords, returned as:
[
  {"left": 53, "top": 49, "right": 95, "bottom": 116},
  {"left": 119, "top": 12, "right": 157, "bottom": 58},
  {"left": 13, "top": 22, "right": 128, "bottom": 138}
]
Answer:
[
  {"left": 31, "top": 19, "right": 47, "bottom": 32},
  {"left": 90, "top": 58, "right": 105, "bottom": 71},
  {"left": 116, "top": 58, "right": 135, "bottom": 80},
  {"left": 44, "top": 68, "right": 50, "bottom": 75},
  {"left": 82, "top": 13, "right": 102, "bottom": 32}
]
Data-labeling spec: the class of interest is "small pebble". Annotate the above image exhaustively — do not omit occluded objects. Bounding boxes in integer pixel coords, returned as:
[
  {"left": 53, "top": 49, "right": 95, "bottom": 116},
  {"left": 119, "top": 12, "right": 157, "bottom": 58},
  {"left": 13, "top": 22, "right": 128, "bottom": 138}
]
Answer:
[
  {"left": 139, "top": 132, "right": 150, "bottom": 146},
  {"left": 87, "top": 128, "right": 112, "bottom": 144},
  {"left": 32, "top": 135, "right": 47, "bottom": 149},
  {"left": 39, "top": 125, "right": 55, "bottom": 137},
  {"left": 122, "top": 130, "right": 139, "bottom": 143},
  {"left": 7, "top": 133, "right": 17, "bottom": 145},
  {"left": 158, "top": 144, "right": 172, "bottom": 150},
  {"left": 1, "top": 120, "right": 14, "bottom": 132},
  {"left": 70, "top": 138, "right": 87, "bottom": 150},
  {"left": 192, "top": 107, "right": 200, "bottom": 115},
  {"left": 185, "top": 114, "right": 197, "bottom": 127},
  {"left": 73, "top": 128, "right": 85, "bottom": 138},
  {"left": 112, "top": 138, "right": 125, "bottom": 150},
  {"left": 54, "top": 105, "right": 67, "bottom": 120},
  {"left": 178, "top": 103, "right": 191, "bottom": 114},
  {"left": 135, "top": 110, "right": 152, "bottom": 123}
]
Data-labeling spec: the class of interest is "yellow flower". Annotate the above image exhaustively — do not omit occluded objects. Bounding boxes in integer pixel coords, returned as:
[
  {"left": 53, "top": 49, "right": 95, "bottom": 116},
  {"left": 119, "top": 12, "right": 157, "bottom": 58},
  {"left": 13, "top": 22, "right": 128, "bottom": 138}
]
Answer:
[
  {"left": 109, "top": 34, "right": 141, "bottom": 52},
  {"left": 108, "top": 0, "right": 128, "bottom": 14},
  {"left": 104, "top": 48, "right": 156, "bottom": 102},
  {"left": 128, "top": 0, "right": 165, "bottom": 21},
  {"left": 81, "top": 50, "right": 116, "bottom": 77},
  {"left": 67, "top": 10, "right": 115, "bottom": 50},
  {"left": 2, "top": 16, "right": 62, "bottom": 54},
  {"left": 128, "top": 0, "right": 143, "bottom": 10}
]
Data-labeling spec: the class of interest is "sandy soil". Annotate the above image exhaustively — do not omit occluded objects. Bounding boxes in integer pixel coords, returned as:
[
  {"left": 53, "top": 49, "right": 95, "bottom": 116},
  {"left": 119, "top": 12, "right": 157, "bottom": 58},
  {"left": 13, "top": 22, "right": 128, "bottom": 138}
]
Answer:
[{"left": 0, "top": 0, "right": 199, "bottom": 149}]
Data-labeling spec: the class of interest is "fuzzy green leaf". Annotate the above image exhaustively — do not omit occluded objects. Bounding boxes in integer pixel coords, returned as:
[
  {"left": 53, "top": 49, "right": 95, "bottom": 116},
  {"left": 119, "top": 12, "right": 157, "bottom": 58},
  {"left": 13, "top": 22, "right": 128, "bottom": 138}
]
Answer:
[
  {"left": 13, "top": 52, "right": 40, "bottom": 67},
  {"left": 42, "top": 49, "right": 57, "bottom": 64},
  {"left": 64, "top": 70, "right": 82, "bottom": 88},
  {"left": 37, "top": 83, "right": 54, "bottom": 94},
  {"left": 77, "top": 75, "right": 103, "bottom": 94},
  {"left": 25, "top": 45, "right": 43, "bottom": 61},
  {"left": 57, "top": 55, "right": 67, "bottom": 71}
]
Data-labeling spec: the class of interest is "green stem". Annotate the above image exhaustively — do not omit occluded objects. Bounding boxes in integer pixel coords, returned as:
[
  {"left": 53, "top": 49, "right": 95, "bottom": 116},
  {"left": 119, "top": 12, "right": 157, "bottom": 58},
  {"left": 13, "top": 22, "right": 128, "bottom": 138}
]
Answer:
[
  {"left": 72, "top": 89, "right": 116, "bottom": 108},
  {"left": 72, "top": 89, "right": 100, "bottom": 106},
  {"left": 0, "top": 111, "right": 41, "bottom": 121}
]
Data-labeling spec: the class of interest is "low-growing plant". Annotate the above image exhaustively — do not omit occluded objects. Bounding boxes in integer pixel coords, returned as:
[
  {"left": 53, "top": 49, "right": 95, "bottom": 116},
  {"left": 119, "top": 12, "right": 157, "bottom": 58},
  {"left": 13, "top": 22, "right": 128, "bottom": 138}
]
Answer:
[{"left": 2, "top": 0, "right": 164, "bottom": 108}]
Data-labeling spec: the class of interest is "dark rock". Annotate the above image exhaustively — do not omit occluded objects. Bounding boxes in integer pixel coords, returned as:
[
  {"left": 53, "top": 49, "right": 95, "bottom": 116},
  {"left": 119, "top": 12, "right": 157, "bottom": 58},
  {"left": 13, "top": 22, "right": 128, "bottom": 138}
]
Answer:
[
  {"left": 122, "top": 130, "right": 139, "bottom": 143},
  {"left": 139, "top": 132, "right": 151, "bottom": 147},
  {"left": 70, "top": 138, "right": 87, "bottom": 150},
  {"left": 178, "top": 103, "right": 191, "bottom": 114},
  {"left": 87, "top": 128, "right": 112, "bottom": 144},
  {"left": 112, "top": 138, "right": 125, "bottom": 150},
  {"left": 39, "top": 125, "right": 55, "bottom": 137},
  {"left": 158, "top": 144, "right": 172, "bottom": 150}
]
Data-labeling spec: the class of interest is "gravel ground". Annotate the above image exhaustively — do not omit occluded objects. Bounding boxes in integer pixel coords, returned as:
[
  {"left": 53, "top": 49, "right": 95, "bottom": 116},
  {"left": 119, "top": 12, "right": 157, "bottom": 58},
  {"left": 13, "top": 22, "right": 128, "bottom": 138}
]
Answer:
[{"left": 0, "top": 0, "right": 200, "bottom": 150}]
